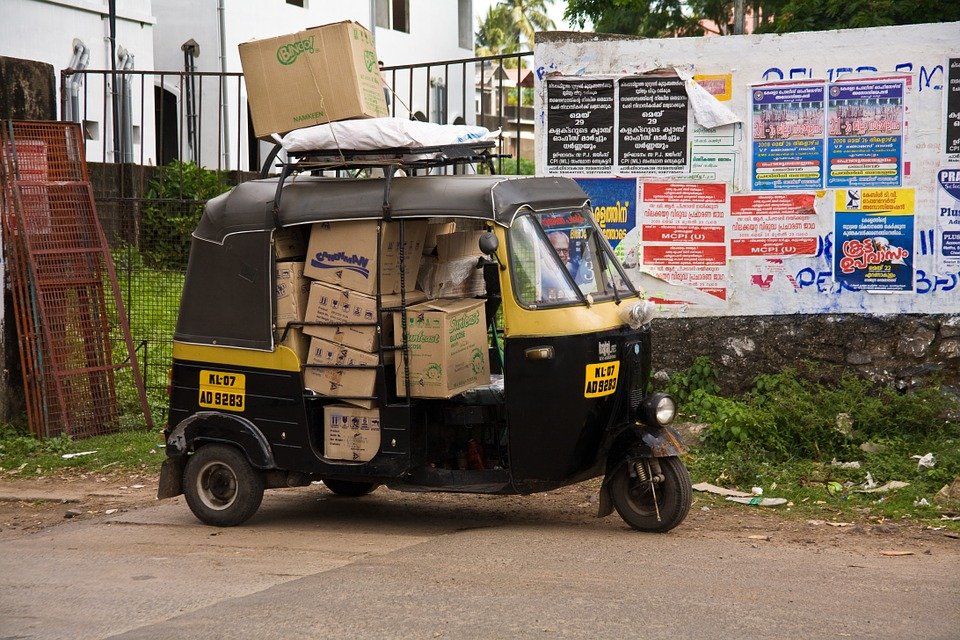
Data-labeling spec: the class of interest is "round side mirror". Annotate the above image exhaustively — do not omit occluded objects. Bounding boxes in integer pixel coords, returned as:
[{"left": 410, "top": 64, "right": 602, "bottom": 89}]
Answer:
[{"left": 478, "top": 231, "right": 499, "bottom": 256}]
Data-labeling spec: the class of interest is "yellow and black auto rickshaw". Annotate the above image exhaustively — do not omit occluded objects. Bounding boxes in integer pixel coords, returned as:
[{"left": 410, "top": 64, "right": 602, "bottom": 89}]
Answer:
[{"left": 158, "top": 143, "right": 691, "bottom": 532}]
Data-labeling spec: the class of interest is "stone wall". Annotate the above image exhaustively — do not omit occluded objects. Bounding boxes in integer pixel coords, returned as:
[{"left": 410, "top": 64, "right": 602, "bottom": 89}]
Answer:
[{"left": 652, "top": 314, "right": 960, "bottom": 395}]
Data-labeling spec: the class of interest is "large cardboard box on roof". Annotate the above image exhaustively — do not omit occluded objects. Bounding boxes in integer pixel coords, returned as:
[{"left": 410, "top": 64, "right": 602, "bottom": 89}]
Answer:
[
  {"left": 304, "top": 336, "right": 378, "bottom": 409},
  {"left": 239, "top": 21, "right": 389, "bottom": 138},
  {"left": 323, "top": 404, "right": 380, "bottom": 462},
  {"left": 303, "top": 281, "right": 426, "bottom": 354},
  {"left": 304, "top": 220, "right": 427, "bottom": 295},
  {"left": 393, "top": 298, "right": 490, "bottom": 398}
]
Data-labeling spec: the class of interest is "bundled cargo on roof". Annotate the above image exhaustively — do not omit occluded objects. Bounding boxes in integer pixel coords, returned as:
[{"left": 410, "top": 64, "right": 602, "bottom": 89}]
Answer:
[{"left": 239, "top": 21, "right": 389, "bottom": 138}]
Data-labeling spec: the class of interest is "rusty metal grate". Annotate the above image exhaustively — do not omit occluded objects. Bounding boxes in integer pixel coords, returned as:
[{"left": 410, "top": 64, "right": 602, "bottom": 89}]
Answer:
[{"left": 0, "top": 121, "right": 153, "bottom": 438}]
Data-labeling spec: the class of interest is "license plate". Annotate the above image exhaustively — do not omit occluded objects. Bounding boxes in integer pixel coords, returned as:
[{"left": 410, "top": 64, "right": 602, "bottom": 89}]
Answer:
[
  {"left": 198, "top": 370, "right": 246, "bottom": 412},
  {"left": 584, "top": 361, "right": 619, "bottom": 398}
]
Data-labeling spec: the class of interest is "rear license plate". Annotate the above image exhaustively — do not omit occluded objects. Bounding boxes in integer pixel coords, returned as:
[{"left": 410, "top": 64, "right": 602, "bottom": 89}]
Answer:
[{"left": 198, "top": 370, "right": 246, "bottom": 412}]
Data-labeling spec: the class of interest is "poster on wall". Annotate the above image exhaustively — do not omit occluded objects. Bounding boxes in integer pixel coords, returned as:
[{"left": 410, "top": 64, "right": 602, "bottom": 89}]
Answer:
[
  {"left": 729, "top": 194, "right": 818, "bottom": 257},
  {"left": 834, "top": 188, "right": 915, "bottom": 292},
  {"left": 826, "top": 79, "right": 905, "bottom": 188},
  {"left": 674, "top": 122, "right": 742, "bottom": 190},
  {"left": 574, "top": 177, "right": 636, "bottom": 251},
  {"left": 638, "top": 182, "right": 729, "bottom": 300},
  {"left": 545, "top": 78, "right": 615, "bottom": 173},
  {"left": 946, "top": 58, "right": 960, "bottom": 162},
  {"left": 938, "top": 168, "right": 960, "bottom": 270},
  {"left": 750, "top": 81, "right": 826, "bottom": 191},
  {"left": 617, "top": 75, "right": 690, "bottom": 174}
]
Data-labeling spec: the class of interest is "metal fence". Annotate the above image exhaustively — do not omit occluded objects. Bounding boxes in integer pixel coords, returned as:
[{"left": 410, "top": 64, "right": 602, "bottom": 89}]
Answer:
[{"left": 60, "top": 51, "right": 533, "bottom": 424}]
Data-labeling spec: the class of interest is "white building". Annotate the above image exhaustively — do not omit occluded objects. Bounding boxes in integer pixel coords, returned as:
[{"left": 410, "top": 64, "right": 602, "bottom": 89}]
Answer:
[
  {"left": 1, "top": 0, "right": 477, "bottom": 170},
  {"left": 0, "top": 0, "right": 157, "bottom": 164}
]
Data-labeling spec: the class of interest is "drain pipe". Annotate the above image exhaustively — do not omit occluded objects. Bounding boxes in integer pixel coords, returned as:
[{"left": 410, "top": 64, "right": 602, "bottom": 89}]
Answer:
[
  {"left": 108, "top": 0, "right": 120, "bottom": 161},
  {"left": 217, "top": 0, "right": 231, "bottom": 170},
  {"left": 65, "top": 39, "right": 89, "bottom": 122},
  {"left": 182, "top": 39, "right": 200, "bottom": 164},
  {"left": 117, "top": 47, "right": 135, "bottom": 162}
]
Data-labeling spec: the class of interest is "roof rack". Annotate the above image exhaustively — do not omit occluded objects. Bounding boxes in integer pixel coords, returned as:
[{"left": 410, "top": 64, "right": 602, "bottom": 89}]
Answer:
[
  {"left": 269, "top": 140, "right": 503, "bottom": 225},
  {"left": 288, "top": 140, "right": 500, "bottom": 175}
]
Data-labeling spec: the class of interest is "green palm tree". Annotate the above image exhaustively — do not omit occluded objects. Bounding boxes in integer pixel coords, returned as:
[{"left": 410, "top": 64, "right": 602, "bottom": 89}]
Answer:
[
  {"left": 477, "top": 0, "right": 556, "bottom": 55},
  {"left": 504, "top": 0, "right": 556, "bottom": 50}
]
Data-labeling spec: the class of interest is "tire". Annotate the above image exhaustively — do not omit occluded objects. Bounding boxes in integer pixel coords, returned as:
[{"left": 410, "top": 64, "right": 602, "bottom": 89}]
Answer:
[
  {"left": 322, "top": 479, "right": 378, "bottom": 497},
  {"left": 609, "top": 456, "right": 692, "bottom": 533},
  {"left": 182, "top": 444, "right": 265, "bottom": 527}
]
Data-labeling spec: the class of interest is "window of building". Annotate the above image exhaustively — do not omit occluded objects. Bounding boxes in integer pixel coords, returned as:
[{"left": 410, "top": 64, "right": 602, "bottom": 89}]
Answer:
[
  {"left": 286, "top": 0, "right": 306, "bottom": 7},
  {"left": 375, "top": 0, "right": 410, "bottom": 33},
  {"left": 458, "top": 0, "right": 472, "bottom": 49}
]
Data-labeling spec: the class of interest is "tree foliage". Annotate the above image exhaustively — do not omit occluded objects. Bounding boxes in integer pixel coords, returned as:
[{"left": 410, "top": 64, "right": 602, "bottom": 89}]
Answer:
[
  {"left": 476, "top": 0, "right": 556, "bottom": 56},
  {"left": 564, "top": 0, "right": 960, "bottom": 37}
]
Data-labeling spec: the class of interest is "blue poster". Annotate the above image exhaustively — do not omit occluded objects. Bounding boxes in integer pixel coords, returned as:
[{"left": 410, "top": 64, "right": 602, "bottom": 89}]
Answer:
[
  {"left": 750, "top": 82, "right": 825, "bottom": 191},
  {"left": 826, "top": 80, "right": 905, "bottom": 188},
  {"left": 574, "top": 177, "right": 637, "bottom": 250},
  {"left": 834, "top": 188, "right": 915, "bottom": 292}
]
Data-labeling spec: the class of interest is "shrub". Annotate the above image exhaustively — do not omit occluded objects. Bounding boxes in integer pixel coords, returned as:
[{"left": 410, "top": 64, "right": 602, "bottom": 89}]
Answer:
[{"left": 140, "top": 161, "right": 230, "bottom": 270}]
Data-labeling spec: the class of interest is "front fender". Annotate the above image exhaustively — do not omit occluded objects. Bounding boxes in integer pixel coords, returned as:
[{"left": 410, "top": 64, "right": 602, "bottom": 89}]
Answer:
[
  {"left": 596, "top": 424, "right": 687, "bottom": 518},
  {"left": 165, "top": 411, "right": 276, "bottom": 469}
]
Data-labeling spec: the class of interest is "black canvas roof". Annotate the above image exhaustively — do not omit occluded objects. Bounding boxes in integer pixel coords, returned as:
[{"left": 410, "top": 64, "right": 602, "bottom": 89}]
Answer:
[{"left": 194, "top": 174, "right": 590, "bottom": 243}]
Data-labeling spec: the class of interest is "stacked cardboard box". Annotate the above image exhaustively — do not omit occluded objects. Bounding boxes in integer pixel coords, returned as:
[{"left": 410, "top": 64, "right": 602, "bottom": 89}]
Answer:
[
  {"left": 275, "top": 260, "right": 311, "bottom": 363},
  {"left": 273, "top": 219, "right": 495, "bottom": 459},
  {"left": 393, "top": 298, "right": 490, "bottom": 398}
]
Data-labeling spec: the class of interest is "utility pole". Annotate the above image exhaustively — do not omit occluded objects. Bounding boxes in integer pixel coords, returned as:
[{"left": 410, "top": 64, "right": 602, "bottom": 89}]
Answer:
[{"left": 734, "top": 0, "right": 746, "bottom": 35}]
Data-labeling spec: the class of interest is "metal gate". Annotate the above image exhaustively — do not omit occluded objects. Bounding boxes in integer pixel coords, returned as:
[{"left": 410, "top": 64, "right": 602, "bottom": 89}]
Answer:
[{"left": 0, "top": 121, "right": 153, "bottom": 437}]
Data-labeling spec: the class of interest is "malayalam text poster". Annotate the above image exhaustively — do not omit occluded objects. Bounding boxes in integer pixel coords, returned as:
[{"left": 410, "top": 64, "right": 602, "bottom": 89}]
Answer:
[
  {"left": 617, "top": 75, "right": 690, "bottom": 175},
  {"left": 826, "top": 79, "right": 905, "bottom": 188},
  {"left": 946, "top": 58, "right": 960, "bottom": 162},
  {"left": 730, "top": 193, "right": 819, "bottom": 257},
  {"left": 834, "top": 188, "right": 915, "bottom": 292},
  {"left": 545, "top": 78, "right": 615, "bottom": 174},
  {"left": 638, "top": 182, "right": 729, "bottom": 300},
  {"left": 750, "top": 81, "right": 826, "bottom": 191}
]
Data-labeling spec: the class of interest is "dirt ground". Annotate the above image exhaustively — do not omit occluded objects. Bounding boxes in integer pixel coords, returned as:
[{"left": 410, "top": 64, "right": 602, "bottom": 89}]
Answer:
[{"left": 2, "top": 469, "right": 958, "bottom": 556}]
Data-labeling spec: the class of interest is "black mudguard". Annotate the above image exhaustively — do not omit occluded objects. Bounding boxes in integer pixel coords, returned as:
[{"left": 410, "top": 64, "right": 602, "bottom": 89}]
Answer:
[{"left": 597, "top": 424, "right": 687, "bottom": 518}]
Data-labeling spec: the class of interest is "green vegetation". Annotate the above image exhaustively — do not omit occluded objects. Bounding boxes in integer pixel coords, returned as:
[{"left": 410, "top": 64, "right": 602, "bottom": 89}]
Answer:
[
  {"left": 666, "top": 357, "right": 960, "bottom": 528},
  {"left": 140, "top": 160, "right": 231, "bottom": 270},
  {"left": 0, "top": 423, "right": 164, "bottom": 477}
]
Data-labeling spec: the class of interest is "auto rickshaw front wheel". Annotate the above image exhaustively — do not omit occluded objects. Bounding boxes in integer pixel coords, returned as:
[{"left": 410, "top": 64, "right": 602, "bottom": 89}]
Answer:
[
  {"left": 610, "top": 456, "right": 692, "bottom": 533},
  {"left": 182, "top": 444, "right": 265, "bottom": 527}
]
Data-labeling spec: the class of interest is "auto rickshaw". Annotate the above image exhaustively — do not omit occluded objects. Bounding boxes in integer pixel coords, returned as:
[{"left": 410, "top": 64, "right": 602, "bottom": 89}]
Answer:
[{"left": 158, "top": 141, "right": 691, "bottom": 532}]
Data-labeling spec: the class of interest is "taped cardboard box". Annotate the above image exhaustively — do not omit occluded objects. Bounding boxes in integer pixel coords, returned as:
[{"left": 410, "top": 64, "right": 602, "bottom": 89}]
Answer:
[
  {"left": 304, "top": 220, "right": 427, "bottom": 295},
  {"left": 274, "top": 226, "right": 307, "bottom": 260},
  {"left": 239, "top": 21, "right": 388, "bottom": 138},
  {"left": 275, "top": 261, "right": 309, "bottom": 328},
  {"left": 393, "top": 298, "right": 490, "bottom": 398},
  {"left": 304, "top": 337, "right": 378, "bottom": 409},
  {"left": 303, "top": 281, "right": 426, "bottom": 354},
  {"left": 323, "top": 404, "right": 380, "bottom": 462}
]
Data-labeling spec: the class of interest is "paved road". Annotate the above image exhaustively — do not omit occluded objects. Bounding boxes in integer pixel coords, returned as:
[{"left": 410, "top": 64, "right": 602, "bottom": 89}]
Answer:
[{"left": 1, "top": 487, "right": 958, "bottom": 640}]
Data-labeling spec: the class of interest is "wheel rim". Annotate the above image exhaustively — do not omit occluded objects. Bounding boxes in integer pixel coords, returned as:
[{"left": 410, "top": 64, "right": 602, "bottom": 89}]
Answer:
[
  {"left": 624, "top": 474, "right": 663, "bottom": 517},
  {"left": 196, "top": 460, "right": 238, "bottom": 511}
]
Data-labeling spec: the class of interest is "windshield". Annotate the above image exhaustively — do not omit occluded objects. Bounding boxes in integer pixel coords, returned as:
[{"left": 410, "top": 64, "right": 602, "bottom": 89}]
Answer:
[{"left": 508, "top": 207, "right": 636, "bottom": 308}]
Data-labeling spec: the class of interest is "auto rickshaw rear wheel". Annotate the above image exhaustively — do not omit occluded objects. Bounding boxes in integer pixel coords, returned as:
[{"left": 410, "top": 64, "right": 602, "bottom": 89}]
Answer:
[
  {"left": 322, "top": 479, "right": 379, "bottom": 497},
  {"left": 609, "top": 455, "right": 691, "bottom": 533},
  {"left": 183, "top": 444, "right": 265, "bottom": 527}
]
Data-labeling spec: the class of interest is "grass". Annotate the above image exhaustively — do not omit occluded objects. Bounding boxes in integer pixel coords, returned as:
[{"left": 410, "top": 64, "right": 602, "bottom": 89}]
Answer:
[{"left": 0, "top": 426, "right": 165, "bottom": 477}]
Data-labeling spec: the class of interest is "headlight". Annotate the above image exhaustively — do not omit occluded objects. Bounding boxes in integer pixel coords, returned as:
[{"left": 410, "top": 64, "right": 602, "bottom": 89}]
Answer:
[
  {"left": 619, "top": 299, "right": 657, "bottom": 329},
  {"left": 641, "top": 393, "right": 676, "bottom": 426}
]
